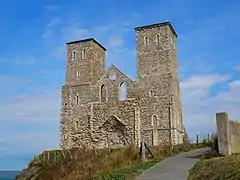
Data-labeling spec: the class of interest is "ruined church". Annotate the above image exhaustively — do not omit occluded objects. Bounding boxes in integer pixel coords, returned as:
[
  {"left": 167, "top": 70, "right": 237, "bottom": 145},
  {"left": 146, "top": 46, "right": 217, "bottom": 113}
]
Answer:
[{"left": 60, "top": 21, "right": 185, "bottom": 149}]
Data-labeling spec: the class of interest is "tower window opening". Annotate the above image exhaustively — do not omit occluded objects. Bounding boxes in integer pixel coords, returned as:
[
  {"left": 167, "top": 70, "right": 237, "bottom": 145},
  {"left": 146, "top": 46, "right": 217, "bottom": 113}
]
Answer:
[
  {"left": 100, "top": 84, "right": 107, "bottom": 102},
  {"left": 76, "top": 121, "right": 79, "bottom": 129},
  {"left": 72, "top": 51, "right": 76, "bottom": 60},
  {"left": 152, "top": 115, "right": 158, "bottom": 126},
  {"left": 144, "top": 36, "right": 149, "bottom": 47},
  {"left": 76, "top": 70, "right": 80, "bottom": 77},
  {"left": 82, "top": 49, "right": 86, "bottom": 59},
  {"left": 149, "top": 90, "right": 154, "bottom": 97},
  {"left": 75, "top": 95, "right": 79, "bottom": 104},
  {"left": 119, "top": 82, "right": 127, "bottom": 100},
  {"left": 63, "top": 134, "right": 67, "bottom": 140},
  {"left": 156, "top": 34, "right": 160, "bottom": 45}
]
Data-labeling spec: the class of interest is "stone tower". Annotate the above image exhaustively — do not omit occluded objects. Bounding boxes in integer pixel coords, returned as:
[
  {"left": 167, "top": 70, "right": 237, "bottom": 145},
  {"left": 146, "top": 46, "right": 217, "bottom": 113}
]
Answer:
[
  {"left": 135, "top": 22, "right": 184, "bottom": 145},
  {"left": 65, "top": 38, "right": 106, "bottom": 85},
  {"left": 60, "top": 22, "right": 185, "bottom": 150}
]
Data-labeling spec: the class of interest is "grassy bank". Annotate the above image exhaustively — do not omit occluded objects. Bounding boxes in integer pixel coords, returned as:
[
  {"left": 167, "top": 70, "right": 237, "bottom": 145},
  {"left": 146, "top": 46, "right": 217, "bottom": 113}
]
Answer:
[
  {"left": 96, "top": 157, "right": 162, "bottom": 180},
  {"left": 188, "top": 134, "right": 240, "bottom": 180},
  {"left": 16, "top": 141, "right": 205, "bottom": 180},
  {"left": 188, "top": 154, "right": 240, "bottom": 180}
]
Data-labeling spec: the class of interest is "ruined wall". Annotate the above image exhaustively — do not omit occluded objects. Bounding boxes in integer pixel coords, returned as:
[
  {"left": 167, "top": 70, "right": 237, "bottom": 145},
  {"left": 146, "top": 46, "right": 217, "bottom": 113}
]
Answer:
[
  {"left": 60, "top": 22, "right": 185, "bottom": 150},
  {"left": 216, "top": 112, "right": 240, "bottom": 155},
  {"left": 228, "top": 120, "right": 240, "bottom": 154}
]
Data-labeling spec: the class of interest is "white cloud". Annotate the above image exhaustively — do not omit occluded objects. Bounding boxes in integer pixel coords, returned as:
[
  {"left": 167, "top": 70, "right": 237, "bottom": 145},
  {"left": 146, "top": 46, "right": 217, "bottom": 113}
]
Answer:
[
  {"left": 0, "top": 88, "right": 61, "bottom": 122},
  {"left": 42, "top": 17, "right": 62, "bottom": 42},
  {"left": 180, "top": 73, "right": 240, "bottom": 139},
  {"left": 62, "top": 25, "right": 89, "bottom": 42},
  {"left": 234, "top": 65, "right": 240, "bottom": 71},
  {"left": 42, "top": 29, "right": 52, "bottom": 41},
  {"left": 44, "top": 5, "right": 60, "bottom": 11},
  {"left": 108, "top": 36, "right": 123, "bottom": 48},
  {"left": 181, "top": 74, "right": 229, "bottom": 89},
  {"left": 0, "top": 88, "right": 61, "bottom": 156},
  {"left": 47, "top": 17, "right": 62, "bottom": 27},
  {"left": 53, "top": 45, "right": 65, "bottom": 58},
  {"left": 180, "top": 74, "right": 230, "bottom": 102},
  {"left": 1, "top": 56, "right": 37, "bottom": 65},
  {"left": 0, "top": 75, "right": 33, "bottom": 87}
]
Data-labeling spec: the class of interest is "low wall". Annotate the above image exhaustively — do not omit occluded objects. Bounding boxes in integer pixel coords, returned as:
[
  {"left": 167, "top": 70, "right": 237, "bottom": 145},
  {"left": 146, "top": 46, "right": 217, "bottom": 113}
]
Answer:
[{"left": 216, "top": 112, "right": 240, "bottom": 155}]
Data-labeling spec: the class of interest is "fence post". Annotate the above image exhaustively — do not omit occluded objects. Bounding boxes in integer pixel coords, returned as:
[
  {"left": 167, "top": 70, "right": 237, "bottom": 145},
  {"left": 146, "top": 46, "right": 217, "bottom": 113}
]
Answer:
[
  {"left": 43, "top": 152, "right": 45, "bottom": 164},
  {"left": 47, "top": 152, "right": 50, "bottom": 163},
  {"left": 107, "top": 134, "right": 111, "bottom": 153},
  {"left": 140, "top": 138, "right": 145, "bottom": 162},
  {"left": 196, "top": 134, "right": 199, "bottom": 146},
  {"left": 54, "top": 151, "right": 57, "bottom": 163},
  {"left": 207, "top": 133, "right": 210, "bottom": 143}
]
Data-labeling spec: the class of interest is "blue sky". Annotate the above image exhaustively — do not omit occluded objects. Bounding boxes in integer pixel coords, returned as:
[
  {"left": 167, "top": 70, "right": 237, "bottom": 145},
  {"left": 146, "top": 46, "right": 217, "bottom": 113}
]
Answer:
[{"left": 0, "top": 0, "right": 240, "bottom": 170}]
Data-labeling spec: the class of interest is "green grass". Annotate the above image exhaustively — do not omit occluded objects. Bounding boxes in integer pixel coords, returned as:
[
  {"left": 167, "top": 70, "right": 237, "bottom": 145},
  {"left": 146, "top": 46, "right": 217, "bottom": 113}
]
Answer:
[
  {"left": 188, "top": 154, "right": 240, "bottom": 180},
  {"left": 97, "top": 157, "right": 162, "bottom": 180}
]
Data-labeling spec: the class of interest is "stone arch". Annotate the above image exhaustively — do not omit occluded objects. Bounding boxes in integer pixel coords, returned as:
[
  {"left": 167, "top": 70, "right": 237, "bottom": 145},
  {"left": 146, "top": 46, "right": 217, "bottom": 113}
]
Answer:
[
  {"left": 152, "top": 115, "right": 158, "bottom": 126},
  {"left": 144, "top": 36, "right": 149, "bottom": 46},
  {"left": 149, "top": 90, "right": 154, "bottom": 97},
  {"left": 75, "top": 95, "right": 79, "bottom": 104},
  {"left": 100, "top": 115, "right": 128, "bottom": 148},
  {"left": 119, "top": 82, "right": 127, "bottom": 100},
  {"left": 72, "top": 50, "right": 76, "bottom": 60},
  {"left": 76, "top": 121, "right": 79, "bottom": 129},
  {"left": 100, "top": 84, "right": 107, "bottom": 102},
  {"left": 82, "top": 49, "right": 86, "bottom": 59}
]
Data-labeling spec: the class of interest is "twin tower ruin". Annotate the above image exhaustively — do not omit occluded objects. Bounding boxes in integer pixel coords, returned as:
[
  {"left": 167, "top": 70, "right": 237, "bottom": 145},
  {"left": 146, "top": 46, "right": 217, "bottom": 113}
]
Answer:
[{"left": 60, "top": 21, "right": 186, "bottom": 149}]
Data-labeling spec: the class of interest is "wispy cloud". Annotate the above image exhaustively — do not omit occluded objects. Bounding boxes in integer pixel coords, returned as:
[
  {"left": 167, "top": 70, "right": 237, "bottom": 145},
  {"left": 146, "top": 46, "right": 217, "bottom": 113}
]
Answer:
[
  {"left": 180, "top": 73, "right": 240, "bottom": 138},
  {"left": 234, "top": 65, "right": 240, "bottom": 71},
  {"left": 53, "top": 45, "right": 65, "bottom": 58},
  {"left": 0, "top": 75, "right": 33, "bottom": 87},
  {"left": 47, "top": 17, "right": 62, "bottom": 27},
  {"left": 0, "top": 88, "right": 61, "bottom": 122},
  {"left": 1, "top": 56, "right": 37, "bottom": 65},
  {"left": 108, "top": 36, "right": 124, "bottom": 48},
  {"left": 44, "top": 5, "right": 60, "bottom": 12},
  {"left": 62, "top": 25, "right": 89, "bottom": 42}
]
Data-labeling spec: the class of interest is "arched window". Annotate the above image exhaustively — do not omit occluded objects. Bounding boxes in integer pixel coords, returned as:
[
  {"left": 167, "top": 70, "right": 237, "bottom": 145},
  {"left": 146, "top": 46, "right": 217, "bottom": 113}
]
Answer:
[
  {"left": 156, "top": 34, "right": 160, "bottom": 45},
  {"left": 100, "top": 84, "right": 107, "bottom": 102},
  {"left": 119, "top": 82, "right": 127, "bottom": 100},
  {"left": 94, "top": 51, "right": 98, "bottom": 59},
  {"left": 63, "top": 134, "right": 67, "bottom": 140},
  {"left": 76, "top": 121, "right": 79, "bottom": 129},
  {"left": 72, "top": 51, "right": 76, "bottom": 60},
  {"left": 149, "top": 90, "right": 154, "bottom": 97},
  {"left": 75, "top": 95, "right": 79, "bottom": 104},
  {"left": 82, "top": 49, "right": 86, "bottom": 59},
  {"left": 152, "top": 115, "right": 158, "bottom": 126},
  {"left": 144, "top": 36, "right": 149, "bottom": 47},
  {"left": 76, "top": 70, "right": 80, "bottom": 77}
]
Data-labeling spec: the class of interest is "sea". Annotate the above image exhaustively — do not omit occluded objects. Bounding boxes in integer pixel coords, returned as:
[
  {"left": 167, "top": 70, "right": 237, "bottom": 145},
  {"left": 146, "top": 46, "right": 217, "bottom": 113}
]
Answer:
[{"left": 0, "top": 171, "right": 21, "bottom": 180}]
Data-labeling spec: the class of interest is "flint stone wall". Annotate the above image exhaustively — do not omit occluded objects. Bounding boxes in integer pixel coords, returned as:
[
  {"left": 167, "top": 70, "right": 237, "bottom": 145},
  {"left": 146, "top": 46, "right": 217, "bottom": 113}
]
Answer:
[
  {"left": 60, "top": 22, "right": 185, "bottom": 150},
  {"left": 216, "top": 112, "right": 240, "bottom": 155}
]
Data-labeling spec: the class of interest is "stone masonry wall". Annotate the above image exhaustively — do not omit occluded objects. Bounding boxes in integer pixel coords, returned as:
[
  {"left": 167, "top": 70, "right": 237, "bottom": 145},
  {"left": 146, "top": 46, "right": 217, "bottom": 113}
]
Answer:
[
  {"left": 135, "top": 22, "right": 184, "bottom": 145},
  {"left": 216, "top": 112, "right": 240, "bottom": 155},
  {"left": 60, "top": 22, "right": 185, "bottom": 150},
  {"left": 228, "top": 120, "right": 240, "bottom": 154}
]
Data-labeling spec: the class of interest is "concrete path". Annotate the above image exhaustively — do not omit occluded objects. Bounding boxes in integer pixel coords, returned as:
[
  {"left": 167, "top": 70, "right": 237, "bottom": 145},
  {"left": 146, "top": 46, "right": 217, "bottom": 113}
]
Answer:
[{"left": 137, "top": 147, "right": 209, "bottom": 180}]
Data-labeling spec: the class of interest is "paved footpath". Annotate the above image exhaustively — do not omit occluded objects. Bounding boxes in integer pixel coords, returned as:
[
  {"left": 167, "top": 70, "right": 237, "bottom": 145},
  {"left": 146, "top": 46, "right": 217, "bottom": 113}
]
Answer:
[{"left": 137, "top": 147, "right": 209, "bottom": 180}]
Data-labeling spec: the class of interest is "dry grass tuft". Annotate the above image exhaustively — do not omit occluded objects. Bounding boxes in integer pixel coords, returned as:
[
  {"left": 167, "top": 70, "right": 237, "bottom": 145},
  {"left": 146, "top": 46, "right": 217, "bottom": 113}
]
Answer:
[{"left": 17, "top": 139, "right": 206, "bottom": 180}]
